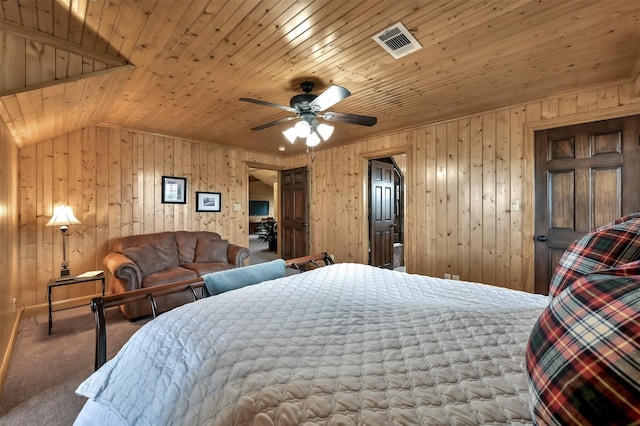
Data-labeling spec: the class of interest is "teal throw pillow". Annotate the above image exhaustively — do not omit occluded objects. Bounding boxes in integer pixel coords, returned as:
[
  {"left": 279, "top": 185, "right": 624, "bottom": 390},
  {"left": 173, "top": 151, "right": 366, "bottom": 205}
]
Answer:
[{"left": 203, "top": 259, "right": 286, "bottom": 296}]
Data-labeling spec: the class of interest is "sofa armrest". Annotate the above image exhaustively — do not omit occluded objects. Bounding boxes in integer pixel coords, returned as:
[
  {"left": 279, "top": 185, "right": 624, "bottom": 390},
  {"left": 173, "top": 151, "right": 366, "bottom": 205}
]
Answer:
[
  {"left": 227, "top": 243, "right": 250, "bottom": 267},
  {"left": 103, "top": 252, "right": 143, "bottom": 292}
]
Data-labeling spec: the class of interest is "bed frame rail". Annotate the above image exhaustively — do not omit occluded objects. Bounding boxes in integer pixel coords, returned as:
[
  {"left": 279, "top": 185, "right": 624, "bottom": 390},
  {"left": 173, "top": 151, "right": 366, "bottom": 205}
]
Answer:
[
  {"left": 286, "top": 252, "right": 334, "bottom": 272},
  {"left": 92, "top": 253, "right": 335, "bottom": 370}
]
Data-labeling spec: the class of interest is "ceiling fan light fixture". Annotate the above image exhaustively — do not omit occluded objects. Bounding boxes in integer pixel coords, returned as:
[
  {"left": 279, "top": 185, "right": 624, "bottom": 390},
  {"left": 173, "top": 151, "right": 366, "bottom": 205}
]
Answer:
[
  {"left": 294, "top": 120, "right": 310, "bottom": 138},
  {"left": 306, "top": 132, "right": 321, "bottom": 147},
  {"left": 282, "top": 127, "right": 298, "bottom": 143},
  {"left": 317, "top": 123, "right": 334, "bottom": 141}
]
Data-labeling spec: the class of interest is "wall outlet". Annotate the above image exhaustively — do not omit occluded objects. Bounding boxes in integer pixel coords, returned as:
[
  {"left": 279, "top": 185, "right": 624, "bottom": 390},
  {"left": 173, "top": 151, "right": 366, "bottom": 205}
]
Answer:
[
  {"left": 452, "top": 274, "right": 460, "bottom": 280},
  {"left": 234, "top": 203, "right": 242, "bottom": 211},
  {"left": 444, "top": 273, "right": 451, "bottom": 279}
]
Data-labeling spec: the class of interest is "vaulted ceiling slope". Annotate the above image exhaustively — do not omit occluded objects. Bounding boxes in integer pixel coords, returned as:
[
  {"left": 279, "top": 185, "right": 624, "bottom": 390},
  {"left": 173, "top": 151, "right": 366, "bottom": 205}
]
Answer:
[{"left": 1, "top": 0, "right": 639, "bottom": 155}]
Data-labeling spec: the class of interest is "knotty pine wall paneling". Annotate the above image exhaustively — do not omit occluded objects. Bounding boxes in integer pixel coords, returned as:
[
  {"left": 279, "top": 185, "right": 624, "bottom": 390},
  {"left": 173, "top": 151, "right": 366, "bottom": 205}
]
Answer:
[
  {"left": 17, "top": 126, "right": 282, "bottom": 309},
  {"left": 14, "top": 81, "right": 640, "bottom": 309},
  {"left": 286, "top": 81, "right": 640, "bottom": 293},
  {"left": 0, "top": 118, "right": 19, "bottom": 383}
]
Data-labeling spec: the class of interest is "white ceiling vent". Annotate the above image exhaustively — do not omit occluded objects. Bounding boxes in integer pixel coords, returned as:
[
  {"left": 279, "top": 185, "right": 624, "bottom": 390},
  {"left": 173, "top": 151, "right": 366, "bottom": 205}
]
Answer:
[{"left": 372, "top": 22, "right": 422, "bottom": 59}]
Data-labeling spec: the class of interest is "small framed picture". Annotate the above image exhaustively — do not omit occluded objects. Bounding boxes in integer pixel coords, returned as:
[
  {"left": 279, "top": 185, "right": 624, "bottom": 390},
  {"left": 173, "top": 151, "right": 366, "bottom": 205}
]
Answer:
[
  {"left": 161, "top": 176, "right": 187, "bottom": 204},
  {"left": 196, "top": 191, "right": 221, "bottom": 212}
]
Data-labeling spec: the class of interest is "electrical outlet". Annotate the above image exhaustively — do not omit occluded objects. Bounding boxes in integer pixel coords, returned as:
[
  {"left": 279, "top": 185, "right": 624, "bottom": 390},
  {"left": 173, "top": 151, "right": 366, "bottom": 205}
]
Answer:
[
  {"left": 452, "top": 274, "right": 460, "bottom": 280},
  {"left": 444, "top": 273, "right": 451, "bottom": 279}
]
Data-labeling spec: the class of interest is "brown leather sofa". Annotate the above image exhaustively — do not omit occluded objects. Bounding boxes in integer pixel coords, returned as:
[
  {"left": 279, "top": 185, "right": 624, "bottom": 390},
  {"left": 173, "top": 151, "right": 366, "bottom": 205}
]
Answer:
[{"left": 104, "top": 231, "right": 249, "bottom": 319}]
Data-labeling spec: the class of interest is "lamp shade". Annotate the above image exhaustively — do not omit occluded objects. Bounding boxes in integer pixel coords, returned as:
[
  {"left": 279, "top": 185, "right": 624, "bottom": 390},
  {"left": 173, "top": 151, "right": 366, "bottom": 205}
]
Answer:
[{"left": 46, "top": 205, "right": 81, "bottom": 227}]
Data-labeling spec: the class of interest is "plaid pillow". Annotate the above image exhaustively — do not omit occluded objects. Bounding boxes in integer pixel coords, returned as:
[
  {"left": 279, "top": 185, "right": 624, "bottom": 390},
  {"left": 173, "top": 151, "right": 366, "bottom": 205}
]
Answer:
[
  {"left": 548, "top": 212, "right": 640, "bottom": 298},
  {"left": 526, "top": 267, "right": 640, "bottom": 425}
]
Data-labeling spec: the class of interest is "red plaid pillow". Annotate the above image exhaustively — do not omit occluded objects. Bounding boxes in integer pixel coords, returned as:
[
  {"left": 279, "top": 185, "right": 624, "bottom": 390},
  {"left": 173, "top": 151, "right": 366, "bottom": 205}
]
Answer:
[
  {"left": 526, "top": 265, "right": 640, "bottom": 425},
  {"left": 548, "top": 213, "right": 640, "bottom": 298}
]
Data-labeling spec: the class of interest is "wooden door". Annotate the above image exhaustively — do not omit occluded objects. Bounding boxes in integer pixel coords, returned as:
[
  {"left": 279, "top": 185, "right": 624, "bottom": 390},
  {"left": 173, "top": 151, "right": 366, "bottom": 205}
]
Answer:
[
  {"left": 370, "top": 159, "right": 395, "bottom": 268},
  {"left": 280, "top": 166, "right": 309, "bottom": 259},
  {"left": 534, "top": 116, "right": 640, "bottom": 294}
]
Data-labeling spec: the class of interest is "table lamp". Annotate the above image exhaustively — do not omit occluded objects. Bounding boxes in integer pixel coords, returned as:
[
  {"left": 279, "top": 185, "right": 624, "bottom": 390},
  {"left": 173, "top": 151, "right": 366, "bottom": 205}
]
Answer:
[{"left": 46, "top": 205, "right": 81, "bottom": 277}]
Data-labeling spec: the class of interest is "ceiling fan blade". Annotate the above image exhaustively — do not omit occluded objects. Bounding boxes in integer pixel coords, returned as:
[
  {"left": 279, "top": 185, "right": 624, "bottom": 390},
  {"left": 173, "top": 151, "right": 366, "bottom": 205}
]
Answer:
[
  {"left": 309, "top": 85, "right": 351, "bottom": 111},
  {"left": 239, "top": 98, "right": 297, "bottom": 113},
  {"left": 321, "top": 111, "right": 377, "bottom": 127},
  {"left": 250, "top": 116, "right": 296, "bottom": 131}
]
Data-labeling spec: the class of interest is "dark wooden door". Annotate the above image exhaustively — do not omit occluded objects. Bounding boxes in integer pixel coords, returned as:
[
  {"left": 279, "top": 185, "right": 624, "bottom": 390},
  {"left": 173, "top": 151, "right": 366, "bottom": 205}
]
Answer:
[
  {"left": 280, "top": 166, "right": 309, "bottom": 259},
  {"left": 534, "top": 116, "right": 640, "bottom": 294},
  {"left": 370, "top": 159, "right": 395, "bottom": 268}
]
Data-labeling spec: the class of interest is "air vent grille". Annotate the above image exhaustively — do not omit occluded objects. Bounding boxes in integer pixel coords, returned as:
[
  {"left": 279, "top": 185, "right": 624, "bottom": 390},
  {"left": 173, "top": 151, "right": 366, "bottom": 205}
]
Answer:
[{"left": 372, "top": 22, "right": 422, "bottom": 59}]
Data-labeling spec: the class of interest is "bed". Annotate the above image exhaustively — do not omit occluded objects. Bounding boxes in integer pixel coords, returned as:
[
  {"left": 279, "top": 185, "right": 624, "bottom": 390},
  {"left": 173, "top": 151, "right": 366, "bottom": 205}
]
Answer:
[{"left": 74, "top": 261, "right": 550, "bottom": 425}]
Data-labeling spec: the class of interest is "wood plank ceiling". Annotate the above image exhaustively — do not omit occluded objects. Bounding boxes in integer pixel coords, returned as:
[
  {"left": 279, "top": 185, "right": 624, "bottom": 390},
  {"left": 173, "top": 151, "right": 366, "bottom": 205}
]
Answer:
[{"left": 1, "top": 0, "right": 639, "bottom": 155}]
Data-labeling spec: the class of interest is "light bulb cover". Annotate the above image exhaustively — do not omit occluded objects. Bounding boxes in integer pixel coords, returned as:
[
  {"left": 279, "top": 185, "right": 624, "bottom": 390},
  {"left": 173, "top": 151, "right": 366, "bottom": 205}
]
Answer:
[
  {"left": 294, "top": 120, "right": 311, "bottom": 138},
  {"left": 306, "top": 132, "right": 321, "bottom": 147},
  {"left": 317, "top": 123, "right": 334, "bottom": 141},
  {"left": 282, "top": 127, "right": 298, "bottom": 144}
]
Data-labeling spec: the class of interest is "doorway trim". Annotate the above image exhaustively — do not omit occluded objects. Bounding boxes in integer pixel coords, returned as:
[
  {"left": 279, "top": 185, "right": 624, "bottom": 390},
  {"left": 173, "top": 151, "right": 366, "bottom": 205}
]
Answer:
[
  {"left": 522, "top": 102, "right": 640, "bottom": 292},
  {"left": 359, "top": 145, "right": 413, "bottom": 272},
  {"left": 245, "top": 161, "right": 283, "bottom": 255}
]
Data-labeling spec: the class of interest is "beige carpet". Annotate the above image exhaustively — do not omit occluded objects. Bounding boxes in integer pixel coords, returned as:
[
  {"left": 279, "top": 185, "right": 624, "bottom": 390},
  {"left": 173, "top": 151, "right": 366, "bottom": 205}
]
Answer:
[
  {"left": 0, "top": 242, "right": 280, "bottom": 424},
  {"left": 248, "top": 234, "right": 278, "bottom": 264},
  {"left": 0, "top": 305, "right": 147, "bottom": 425}
]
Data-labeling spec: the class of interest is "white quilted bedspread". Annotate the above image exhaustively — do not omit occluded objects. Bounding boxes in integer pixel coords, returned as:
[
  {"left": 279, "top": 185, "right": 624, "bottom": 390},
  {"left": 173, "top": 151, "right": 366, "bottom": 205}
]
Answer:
[{"left": 76, "top": 263, "right": 549, "bottom": 425}]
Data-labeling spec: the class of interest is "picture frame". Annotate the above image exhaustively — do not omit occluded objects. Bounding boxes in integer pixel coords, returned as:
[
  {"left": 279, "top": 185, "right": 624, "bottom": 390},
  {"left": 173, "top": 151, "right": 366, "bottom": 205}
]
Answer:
[
  {"left": 161, "top": 176, "right": 187, "bottom": 204},
  {"left": 196, "top": 191, "right": 221, "bottom": 212}
]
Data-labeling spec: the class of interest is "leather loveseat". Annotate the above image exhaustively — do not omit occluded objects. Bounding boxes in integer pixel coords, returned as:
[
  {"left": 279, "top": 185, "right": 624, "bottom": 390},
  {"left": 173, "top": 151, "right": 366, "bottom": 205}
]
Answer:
[{"left": 104, "top": 231, "right": 249, "bottom": 319}]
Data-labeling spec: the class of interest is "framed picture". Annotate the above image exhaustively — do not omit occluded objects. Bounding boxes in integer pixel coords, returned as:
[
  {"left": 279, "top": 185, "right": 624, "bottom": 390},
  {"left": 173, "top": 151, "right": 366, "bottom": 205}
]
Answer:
[
  {"left": 161, "top": 176, "right": 187, "bottom": 204},
  {"left": 196, "top": 191, "right": 221, "bottom": 212}
]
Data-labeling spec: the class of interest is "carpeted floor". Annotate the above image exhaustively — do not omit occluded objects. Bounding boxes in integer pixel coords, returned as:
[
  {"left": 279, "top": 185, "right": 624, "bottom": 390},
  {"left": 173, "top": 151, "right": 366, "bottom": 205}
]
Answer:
[
  {"left": 0, "top": 305, "right": 147, "bottom": 425},
  {"left": 248, "top": 234, "right": 278, "bottom": 264},
  {"left": 0, "top": 235, "right": 279, "bottom": 425}
]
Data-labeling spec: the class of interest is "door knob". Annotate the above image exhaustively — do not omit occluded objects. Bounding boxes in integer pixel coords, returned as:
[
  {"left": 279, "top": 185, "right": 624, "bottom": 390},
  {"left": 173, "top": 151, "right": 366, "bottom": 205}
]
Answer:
[{"left": 536, "top": 235, "right": 548, "bottom": 242}]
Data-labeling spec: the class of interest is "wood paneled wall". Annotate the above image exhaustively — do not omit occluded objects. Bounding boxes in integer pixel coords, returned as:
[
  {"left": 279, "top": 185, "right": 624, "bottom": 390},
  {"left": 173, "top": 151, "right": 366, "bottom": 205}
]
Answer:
[
  {"left": 0, "top": 117, "right": 20, "bottom": 387},
  {"left": 12, "top": 81, "right": 640, "bottom": 310},
  {"left": 18, "top": 126, "right": 282, "bottom": 307},
  {"left": 286, "top": 81, "right": 640, "bottom": 293}
]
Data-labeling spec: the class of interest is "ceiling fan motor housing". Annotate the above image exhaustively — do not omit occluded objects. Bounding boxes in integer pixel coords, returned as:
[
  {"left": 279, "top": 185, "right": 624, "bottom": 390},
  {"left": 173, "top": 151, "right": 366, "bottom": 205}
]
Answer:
[{"left": 290, "top": 93, "right": 318, "bottom": 111}]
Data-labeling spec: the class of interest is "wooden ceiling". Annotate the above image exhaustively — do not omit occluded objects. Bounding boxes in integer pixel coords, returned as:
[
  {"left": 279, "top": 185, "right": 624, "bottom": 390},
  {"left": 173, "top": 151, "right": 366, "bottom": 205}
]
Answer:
[{"left": 1, "top": 0, "right": 639, "bottom": 155}]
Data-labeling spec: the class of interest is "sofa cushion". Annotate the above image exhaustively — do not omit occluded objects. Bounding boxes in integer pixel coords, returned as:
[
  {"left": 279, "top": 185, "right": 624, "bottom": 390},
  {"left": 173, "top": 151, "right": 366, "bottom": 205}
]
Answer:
[
  {"left": 194, "top": 238, "right": 229, "bottom": 264},
  {"left": 121, "top": 243, "right": 166, "bottom": 277},
  {"left": 203, "top": 259, "right": 286, "bottom": 296},
  {"left": 175, "top": 231, "right": 221, "bottom": 263},
  {"left": 526, "top": 266, "right": 640, "bottom": 425},
  {"left": 548, "top": 212, "right": 640, "bottom": 298},
  {"left": 142, "top": 266, "right": 198, "bottom": 287},
  {"left": 115, "top": 231, "right": 180, "bottom": 270},
  {"left": 181, "top": 262, "right": 235, "bottom": 276}
]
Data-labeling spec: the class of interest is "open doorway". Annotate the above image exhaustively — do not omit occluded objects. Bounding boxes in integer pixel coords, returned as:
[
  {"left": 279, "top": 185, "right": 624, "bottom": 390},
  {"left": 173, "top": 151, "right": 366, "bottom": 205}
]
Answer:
[
  {"left": 368, "top": 156, "right": 405, "bottom": 270},
  {"left": 248, "top": 167, "right": 279, "bottom": 265}
]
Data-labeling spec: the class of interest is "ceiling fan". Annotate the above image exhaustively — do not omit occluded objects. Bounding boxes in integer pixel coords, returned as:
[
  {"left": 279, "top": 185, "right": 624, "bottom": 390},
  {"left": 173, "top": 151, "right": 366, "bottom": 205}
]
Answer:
[{"left": 239, "top": 81, "right": 377, "bottom": 147}]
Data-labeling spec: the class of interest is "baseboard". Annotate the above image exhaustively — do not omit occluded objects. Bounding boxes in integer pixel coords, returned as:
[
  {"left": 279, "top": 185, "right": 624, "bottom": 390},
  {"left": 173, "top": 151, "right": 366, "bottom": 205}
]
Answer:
[
  {"left": 23, "top": 293, "right": 103, "bottom": 318},
  {"left": 0, "top": 305, "right": 24, "bottom": 398}
]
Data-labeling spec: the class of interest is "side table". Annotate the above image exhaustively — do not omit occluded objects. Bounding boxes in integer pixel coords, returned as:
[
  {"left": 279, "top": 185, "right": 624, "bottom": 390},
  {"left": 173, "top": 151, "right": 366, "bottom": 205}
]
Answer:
[{"left": 48, "top": 272, "right": 105, "bottom": 335}]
